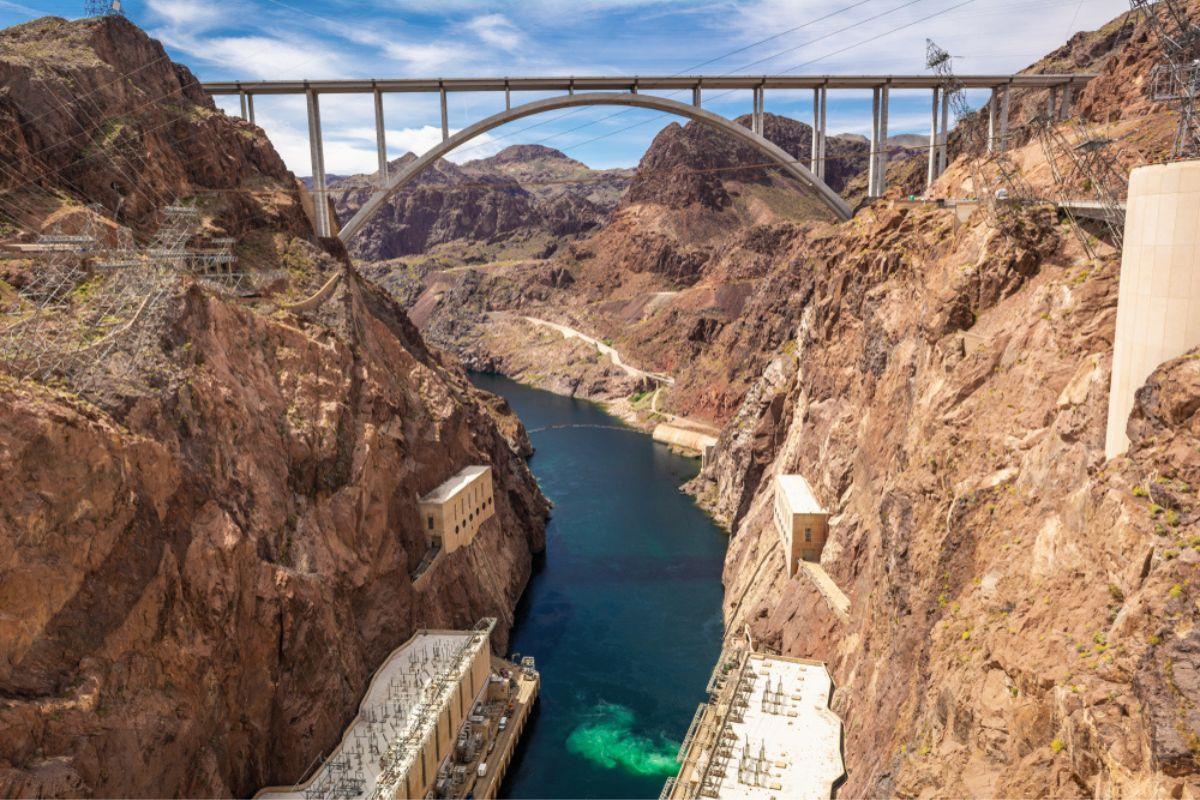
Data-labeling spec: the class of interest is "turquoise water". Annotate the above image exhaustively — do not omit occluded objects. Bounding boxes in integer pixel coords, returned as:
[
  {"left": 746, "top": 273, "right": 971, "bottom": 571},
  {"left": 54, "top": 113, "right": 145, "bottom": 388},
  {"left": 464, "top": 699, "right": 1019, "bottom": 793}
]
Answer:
[{"left": 470, "top": 374, "right": 728, "bottom": 800}]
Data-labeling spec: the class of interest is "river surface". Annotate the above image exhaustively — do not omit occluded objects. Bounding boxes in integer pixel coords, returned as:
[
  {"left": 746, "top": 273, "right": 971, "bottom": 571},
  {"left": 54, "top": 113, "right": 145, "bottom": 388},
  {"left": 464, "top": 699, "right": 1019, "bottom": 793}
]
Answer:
[{"left": 470, "top": 374, "right": 728, "bottom": 800}]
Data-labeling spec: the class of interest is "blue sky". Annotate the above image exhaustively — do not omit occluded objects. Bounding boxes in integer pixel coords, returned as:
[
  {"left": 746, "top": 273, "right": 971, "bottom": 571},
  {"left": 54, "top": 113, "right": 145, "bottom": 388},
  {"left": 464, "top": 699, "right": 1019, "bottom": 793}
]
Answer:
[{"left": 1, "top": 0, "right": 1130, "bottom": 176}]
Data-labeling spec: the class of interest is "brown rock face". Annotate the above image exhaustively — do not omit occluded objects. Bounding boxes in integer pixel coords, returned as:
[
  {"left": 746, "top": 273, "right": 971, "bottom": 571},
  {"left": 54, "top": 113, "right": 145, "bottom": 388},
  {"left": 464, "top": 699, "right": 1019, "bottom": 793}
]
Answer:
[
  {"left": 0, "top": 16, "right": 550, "bottom": 800},
  {"left": 623, "top": 113, "right": 868, "bottom": 211},
  {"left": 329, "top": 146, "right": 631, "bottom": 263},
  {"left": 0, "top": 16, "right": 309, "bottom": 239},
  {"left": 0, "top": 272, "right": 549, "bottom": 798}
]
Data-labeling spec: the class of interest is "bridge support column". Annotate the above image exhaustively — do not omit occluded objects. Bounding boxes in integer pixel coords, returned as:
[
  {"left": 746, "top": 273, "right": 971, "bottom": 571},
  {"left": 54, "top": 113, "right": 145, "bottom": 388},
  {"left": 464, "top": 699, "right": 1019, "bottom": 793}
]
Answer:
[
  {"left": 1047, "top": 86, "right": 1057, "bottom": 120},
  {"left": 505, "top": 81, "right": 511, "bottom": 111},
  {"left": 239, "top": 90, "right": 248, "bottom": 121},
  {"left": 1059, "top": 82, "right": 1072, "bottom": 119},
  {"left": 987, "top": 88, "right": 998, "bottom": 153},
  {"left": 752, "top": 85, "right": 764, "bottom": 136},
  {"left": 305, "top": 89, "right": 330, "bottom": 238},
  {"left": 876, "top": 83, "right": 890, "bottom": 196},
  {"left": 374, "top": 88, "right": 388, "bottom": 185},
  {"left": 246, "top": 94, "right": 255, "bottom": 125},
  {"left": 440, "top": 84, "right": 449, "bottom": 142},
  {"left": 811, "top": 87, "right": 826, "bottom": 179},
  {"left": 998, "top": 84, "right": 1010, "bottom": 152},
  {"left": 938, "top": 86, "right": 950, "bottom": 177},
  {"left": 692, "top": 84, "right": 701, "bottom": 108},
  {"left": 868, "top": 87, "right": 880, "bottom": 197},
  {"left": 818, "top": 87, "right": 827, "bottom": 181},
  {"left": 926, "top": 87, "right": 939, "bottom": 192}
]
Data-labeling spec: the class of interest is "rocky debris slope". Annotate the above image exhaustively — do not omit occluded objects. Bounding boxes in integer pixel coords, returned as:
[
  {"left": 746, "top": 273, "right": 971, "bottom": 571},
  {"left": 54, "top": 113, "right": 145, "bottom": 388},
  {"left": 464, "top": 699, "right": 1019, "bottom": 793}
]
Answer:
[{"left": 329, "top": 145, "right": 632, "bottom": 264}]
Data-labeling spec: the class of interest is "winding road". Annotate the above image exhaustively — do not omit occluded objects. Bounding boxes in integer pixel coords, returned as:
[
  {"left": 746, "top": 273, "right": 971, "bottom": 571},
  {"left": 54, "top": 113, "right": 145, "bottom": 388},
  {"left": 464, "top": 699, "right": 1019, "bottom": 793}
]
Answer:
[{"left": 520, "top": 316, "right": 675, "bottom": 385}]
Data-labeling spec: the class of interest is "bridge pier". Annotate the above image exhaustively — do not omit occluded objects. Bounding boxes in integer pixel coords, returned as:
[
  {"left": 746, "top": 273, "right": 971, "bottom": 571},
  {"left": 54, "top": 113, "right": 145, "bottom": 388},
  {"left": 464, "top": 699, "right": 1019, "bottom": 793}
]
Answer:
[
  {"left": 927, "top": 87, "right": 939, "bottom": 191},
  {"left": 938, "top": 87, "right": 950, "bottom": 177},
  {"left": 305, "top": 89, "right": 330, "bottom": 238},
  {"left": 999, "top": 83, "right": 1010, "bottom": 152},
  {"left": 239, "top": 90, "right": 248, "bottom": 121},
  {"left": 374, "top": 87, "right": 388, "bottom": 185},
  {"left": 1059, "top": 82, "right": 1072, "bottom": 119},
  {"left": 505, "top": 80, "right": 511, "bottom": 111},
  {"left": 811, "top": 86, "right": 827, "bottom": 181},
  {"left": 440, "top": 83, "right": 449, "bottom": 142},
  {"left": 752, "top": 85, "right": 764, "bottom": 136},
  {"left": 869, "top": 86, "right": 890, "bottom": 197},
  {"left": 987, "top": 88, "right": 998, "bottom": 153},
  {"left": 692, "top": 84, "right": 701, "bottom": 108},
  {"left": 875, "top": 84, "right": 890, "bottom": 196}
]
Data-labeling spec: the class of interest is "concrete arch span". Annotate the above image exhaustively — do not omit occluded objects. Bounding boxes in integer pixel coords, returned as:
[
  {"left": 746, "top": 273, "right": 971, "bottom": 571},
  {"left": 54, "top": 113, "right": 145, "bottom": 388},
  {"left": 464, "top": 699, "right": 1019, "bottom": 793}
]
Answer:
[{"left": 337, "top": 91, "right": 853, "bottom": 243}]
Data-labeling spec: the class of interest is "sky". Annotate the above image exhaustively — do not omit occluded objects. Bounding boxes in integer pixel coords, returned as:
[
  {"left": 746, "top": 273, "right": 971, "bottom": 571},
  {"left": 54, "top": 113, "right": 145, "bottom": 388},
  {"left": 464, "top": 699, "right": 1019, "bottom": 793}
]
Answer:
[{"left": 0, "top": 0, "right": 1132, "bottom": 176}]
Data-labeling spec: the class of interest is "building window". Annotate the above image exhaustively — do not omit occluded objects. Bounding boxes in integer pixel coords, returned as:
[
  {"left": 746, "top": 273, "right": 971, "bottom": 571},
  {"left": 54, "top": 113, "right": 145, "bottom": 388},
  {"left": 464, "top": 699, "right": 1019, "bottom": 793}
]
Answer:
[
  {"left": 804, "top": 528, "right": 812, "bottom": 542},
  {"left": 427, "top": 516, "right": 434, "bottom": 530}
]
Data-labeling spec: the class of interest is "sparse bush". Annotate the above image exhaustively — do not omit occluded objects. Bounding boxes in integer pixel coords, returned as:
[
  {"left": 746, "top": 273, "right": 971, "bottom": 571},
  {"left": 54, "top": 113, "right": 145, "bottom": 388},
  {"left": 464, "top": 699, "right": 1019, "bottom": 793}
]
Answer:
[
  {"left": 1169, "top": 583, "right": 1184, "bottom": 599},
  {"left": 1051, "top": 738, "right": 1065, "bottom": 754}
]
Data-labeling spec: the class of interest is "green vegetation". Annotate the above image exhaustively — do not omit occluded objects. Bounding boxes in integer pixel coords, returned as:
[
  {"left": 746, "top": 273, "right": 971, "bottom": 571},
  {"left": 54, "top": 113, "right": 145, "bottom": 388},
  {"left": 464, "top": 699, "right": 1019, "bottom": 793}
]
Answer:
[
  {"left": 1051, "top": 738, "right": 1065, "bottom": 754},
  {"left": 1169, "top": 583, "right": 1184, "bottom": 599}
]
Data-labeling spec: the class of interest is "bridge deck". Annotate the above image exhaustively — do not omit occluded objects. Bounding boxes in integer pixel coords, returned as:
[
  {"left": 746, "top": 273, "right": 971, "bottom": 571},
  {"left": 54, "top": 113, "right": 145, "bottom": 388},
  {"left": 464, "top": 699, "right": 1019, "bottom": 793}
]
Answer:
[{"left": 202, "top": 73, "right": 1096, "bottom": 96}]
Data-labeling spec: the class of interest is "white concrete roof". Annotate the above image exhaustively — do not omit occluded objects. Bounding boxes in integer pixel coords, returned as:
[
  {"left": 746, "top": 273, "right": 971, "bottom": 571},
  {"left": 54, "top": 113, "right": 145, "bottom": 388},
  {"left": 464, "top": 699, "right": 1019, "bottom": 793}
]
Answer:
[
  {"left": 708, "top": 655, "right": 844, "bottom": 800},
  {"left": 775, "top": 474, "right": 826, "bottom": 515},
  {"left": 255, "top": 625, "right": 492, "bottom": 800},
  {"left": 420, "top": 465, "right": 490, "bottom": 504}
]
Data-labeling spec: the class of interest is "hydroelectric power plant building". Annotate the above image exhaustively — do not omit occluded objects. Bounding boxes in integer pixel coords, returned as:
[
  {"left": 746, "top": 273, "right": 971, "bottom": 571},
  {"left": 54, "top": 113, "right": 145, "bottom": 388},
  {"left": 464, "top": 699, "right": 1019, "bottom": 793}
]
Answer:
[
  {"left": 419, "top": 465, "right": 495, "bottom": 553},
  {"left": 772, "top": 474, "right": 830, "bottom": 576},
  {"left": 665, "top": 650, "right": 844, "bottom": 800},
  {"left": 254, "top": 619, "right": 539, "bottom": 800}
]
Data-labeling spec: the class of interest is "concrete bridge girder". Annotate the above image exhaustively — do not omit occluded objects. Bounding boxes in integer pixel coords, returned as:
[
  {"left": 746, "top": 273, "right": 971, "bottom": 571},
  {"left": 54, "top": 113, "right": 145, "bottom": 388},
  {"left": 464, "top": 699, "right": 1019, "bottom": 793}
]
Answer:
[{"left": 336, "top": 91, "right": 854, "bottom": 243}]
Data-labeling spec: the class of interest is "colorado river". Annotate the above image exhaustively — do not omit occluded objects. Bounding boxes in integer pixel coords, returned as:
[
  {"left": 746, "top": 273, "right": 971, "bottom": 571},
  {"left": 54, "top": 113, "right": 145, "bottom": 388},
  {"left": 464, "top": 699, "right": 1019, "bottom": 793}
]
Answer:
[{"left": 470, "top": 374, "right": 728, "bottom": 799}]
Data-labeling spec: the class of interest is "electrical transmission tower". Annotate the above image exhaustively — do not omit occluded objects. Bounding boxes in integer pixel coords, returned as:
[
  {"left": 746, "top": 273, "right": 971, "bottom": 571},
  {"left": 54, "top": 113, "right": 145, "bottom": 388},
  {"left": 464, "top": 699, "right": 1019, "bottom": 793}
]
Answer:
[
  {"left": 1035, "top": 120, "right": 1130, "bottom": 257},
  {"left": 925, "top": 39, "right": 1034, "bottom": 221},
  {"left": 1131, "top": 0, "right": 1200, "bottom": 158},
  {"left": 0, "top": 201, "right": 264, "bottom": 396},
  {"left": 84, "top": 0, "right": 123, "bottom": 17}
]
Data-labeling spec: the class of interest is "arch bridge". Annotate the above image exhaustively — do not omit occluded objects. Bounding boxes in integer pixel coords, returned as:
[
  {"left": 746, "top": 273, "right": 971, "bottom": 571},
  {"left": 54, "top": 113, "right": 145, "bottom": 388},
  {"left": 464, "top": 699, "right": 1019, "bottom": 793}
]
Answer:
[{"left": 202, "top": 73, "right": 1096, "bottom": 241}]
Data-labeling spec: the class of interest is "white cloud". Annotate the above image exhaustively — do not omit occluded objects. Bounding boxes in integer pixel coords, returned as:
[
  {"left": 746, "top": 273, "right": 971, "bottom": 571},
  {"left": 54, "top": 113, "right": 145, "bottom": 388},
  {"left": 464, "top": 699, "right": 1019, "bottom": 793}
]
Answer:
[
  {"left": 145, "top": 0, "right": 229, "bottom": 30},
  {"left": 382, "top": 41, "right": 472, "bottom": 73},
  {"left": 468, "top": 13, "right": 522, "bottom": 52}
]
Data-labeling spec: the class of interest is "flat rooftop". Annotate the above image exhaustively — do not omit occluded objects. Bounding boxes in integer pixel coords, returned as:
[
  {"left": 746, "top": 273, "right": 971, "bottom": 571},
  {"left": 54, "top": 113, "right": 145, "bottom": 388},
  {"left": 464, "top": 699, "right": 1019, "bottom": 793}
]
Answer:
[
  {"left": 775, "top": 474, "right": 825, "bottom": 515},
  {"left": 705, "top": 654, "right": 843, "bottom": 800},
  {"left": 255, "top": 623, "right": 493, "bottom": 800},
  {"left": 420, "top": 465, "right": 489, "bottom": 504}
]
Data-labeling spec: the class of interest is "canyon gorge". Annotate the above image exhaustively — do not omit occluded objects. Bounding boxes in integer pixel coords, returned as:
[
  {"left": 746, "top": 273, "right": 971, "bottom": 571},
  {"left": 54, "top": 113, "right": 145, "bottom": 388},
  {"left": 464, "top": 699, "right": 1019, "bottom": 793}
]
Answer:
[{"left": 0, "top": 2, "right": 1198, "bottom": 798}]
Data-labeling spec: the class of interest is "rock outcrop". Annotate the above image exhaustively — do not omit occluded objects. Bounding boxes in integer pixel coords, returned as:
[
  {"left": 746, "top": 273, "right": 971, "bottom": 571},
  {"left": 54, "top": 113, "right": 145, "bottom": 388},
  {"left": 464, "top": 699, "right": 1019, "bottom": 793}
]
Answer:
[
  {"left": 0, "top": 16, "right": 550, "bottom": 799},
  {"left": 328, "top": 146, "right": 632, "bottom": 263}
]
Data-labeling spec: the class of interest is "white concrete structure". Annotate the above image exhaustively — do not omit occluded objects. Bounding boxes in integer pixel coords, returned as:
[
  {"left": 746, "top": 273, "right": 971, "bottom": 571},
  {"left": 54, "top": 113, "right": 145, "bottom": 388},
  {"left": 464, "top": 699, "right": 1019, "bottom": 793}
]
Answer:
[
  {"left": 255, "top": 621, "right": 496, "bottom": 800},
  {"left": 1106, "top": 161, "right": 1200, "bottom": 458},
  {"left": 773, "top": 474, "right": 830, "bottom": 576},
  {"left": 668, "top": 652, "right": 844, "bottom": 800},
  {"left": 419, "top": 465, "right": 495, "bottom": 554}
]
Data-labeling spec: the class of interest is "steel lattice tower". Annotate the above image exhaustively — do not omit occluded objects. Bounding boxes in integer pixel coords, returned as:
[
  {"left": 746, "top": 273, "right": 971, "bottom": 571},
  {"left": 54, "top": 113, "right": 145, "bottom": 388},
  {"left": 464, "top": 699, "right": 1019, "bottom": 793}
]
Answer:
[{"left": 1131, "top": 0, "right": 1200, "bottom": 158}]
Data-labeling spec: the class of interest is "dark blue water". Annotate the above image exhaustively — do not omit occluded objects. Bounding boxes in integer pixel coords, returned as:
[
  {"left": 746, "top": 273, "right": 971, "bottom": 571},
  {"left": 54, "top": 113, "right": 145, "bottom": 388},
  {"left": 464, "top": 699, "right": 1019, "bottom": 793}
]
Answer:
[{"left": 470, "top": 374, "right": 727, "bottom": 800}]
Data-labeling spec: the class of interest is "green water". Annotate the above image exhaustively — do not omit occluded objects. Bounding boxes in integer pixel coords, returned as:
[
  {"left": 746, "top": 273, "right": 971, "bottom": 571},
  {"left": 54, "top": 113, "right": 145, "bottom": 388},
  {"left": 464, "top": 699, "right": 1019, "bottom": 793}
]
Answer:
[{"left": 469, "top": 374, "right": 728, "bottom": 800}]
